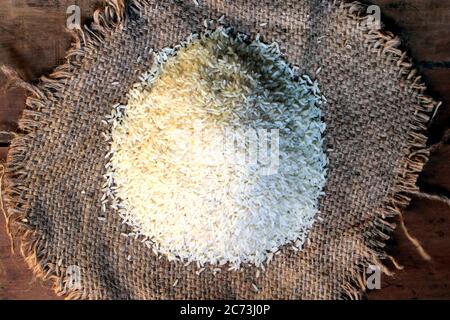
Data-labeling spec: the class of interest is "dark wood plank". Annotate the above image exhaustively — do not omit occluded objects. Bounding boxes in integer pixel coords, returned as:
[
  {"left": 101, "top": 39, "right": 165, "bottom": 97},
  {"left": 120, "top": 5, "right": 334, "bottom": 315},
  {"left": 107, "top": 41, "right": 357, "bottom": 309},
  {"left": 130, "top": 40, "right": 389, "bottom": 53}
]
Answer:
[
  {"left": 0, "top": 0, "right": 449, "bottom": 300},
  {"left": 0, "top": 0, "right": 96, "bottom": 137},
  {"left": 369, "top": 0, "right": 450, "bottom": 144},
  {"left": 371, "top": 0, "right": 450, "bottom": 61},
  {"left": 420, "top": 69, "right": 450, "bottom": 143},
  {"left": 0, "top": 0, "right": 94, "bottom": 300},
  {"left": 421, "top": 144, "right": 450, "bottom": 194},
  {"left": 1, "top": 147, "right": 61, "bottom": 299},
  {"left": 368, "top": 196, "right": 450, "bottom": 299},
  {"left": 366, "top": 0, "right": 450, "bottom": 299},
  {"left": 366, "top": 2, "right": 450, "bottom": 297}
]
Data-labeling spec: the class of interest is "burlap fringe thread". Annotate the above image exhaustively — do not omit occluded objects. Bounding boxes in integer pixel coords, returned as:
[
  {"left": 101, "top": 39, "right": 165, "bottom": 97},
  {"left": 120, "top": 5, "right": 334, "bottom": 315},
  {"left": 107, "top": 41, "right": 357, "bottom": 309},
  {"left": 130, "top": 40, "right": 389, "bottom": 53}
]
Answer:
[{"left": 0, "top": 0, "right": 443, "bottom": 299}]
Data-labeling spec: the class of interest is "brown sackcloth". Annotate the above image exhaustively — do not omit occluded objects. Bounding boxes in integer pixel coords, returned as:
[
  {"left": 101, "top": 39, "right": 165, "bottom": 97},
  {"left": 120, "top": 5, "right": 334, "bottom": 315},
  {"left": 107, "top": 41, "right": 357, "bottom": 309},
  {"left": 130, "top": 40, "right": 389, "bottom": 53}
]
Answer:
[{"left": 0, "top": 0, "right": 440, "bottom": 299}]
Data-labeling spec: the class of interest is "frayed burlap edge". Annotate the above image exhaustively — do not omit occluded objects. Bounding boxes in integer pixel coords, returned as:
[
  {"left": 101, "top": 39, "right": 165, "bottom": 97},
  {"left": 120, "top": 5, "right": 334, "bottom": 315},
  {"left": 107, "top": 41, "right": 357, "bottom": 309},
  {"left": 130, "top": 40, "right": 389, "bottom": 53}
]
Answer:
[
  {"left": 0, "top": 0, "right": 441, "bottom": 300},
  {"left": 337, "top": 1, "right": 440, "bottom": 299},
  {"left": 0, "top": 0, "right": 137, "bottom": 300}
]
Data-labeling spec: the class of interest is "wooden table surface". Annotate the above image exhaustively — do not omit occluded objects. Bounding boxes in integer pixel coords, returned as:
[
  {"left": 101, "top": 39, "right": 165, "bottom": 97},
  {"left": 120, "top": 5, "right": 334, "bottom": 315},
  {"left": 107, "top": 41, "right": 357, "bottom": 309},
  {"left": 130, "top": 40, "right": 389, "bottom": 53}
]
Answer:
[{"left": 0, "top": 0, "right": 449, "bottom": 300}]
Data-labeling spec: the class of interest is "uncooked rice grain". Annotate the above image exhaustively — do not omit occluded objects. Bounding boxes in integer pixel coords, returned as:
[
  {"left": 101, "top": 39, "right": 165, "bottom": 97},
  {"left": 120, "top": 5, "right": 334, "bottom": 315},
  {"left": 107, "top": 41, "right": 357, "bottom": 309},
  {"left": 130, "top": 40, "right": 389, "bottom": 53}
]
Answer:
[{"left": 104, "top": 28, "right": 327, "bottom": 269}]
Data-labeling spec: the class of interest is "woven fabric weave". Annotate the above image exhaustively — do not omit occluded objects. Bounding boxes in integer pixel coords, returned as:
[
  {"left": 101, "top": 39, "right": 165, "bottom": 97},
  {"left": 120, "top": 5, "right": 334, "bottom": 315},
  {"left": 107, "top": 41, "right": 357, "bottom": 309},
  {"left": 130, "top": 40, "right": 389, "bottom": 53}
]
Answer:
[{"left": 1, "top": 0, "right": 439, "bottom": 299}]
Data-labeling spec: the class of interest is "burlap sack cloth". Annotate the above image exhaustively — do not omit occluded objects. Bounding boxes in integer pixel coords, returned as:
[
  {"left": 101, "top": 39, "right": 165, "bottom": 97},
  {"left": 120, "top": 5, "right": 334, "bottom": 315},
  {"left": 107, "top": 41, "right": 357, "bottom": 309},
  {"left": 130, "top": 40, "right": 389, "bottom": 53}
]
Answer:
[{"left": 0, "top": 0, "right": 440, "bottom": 299}]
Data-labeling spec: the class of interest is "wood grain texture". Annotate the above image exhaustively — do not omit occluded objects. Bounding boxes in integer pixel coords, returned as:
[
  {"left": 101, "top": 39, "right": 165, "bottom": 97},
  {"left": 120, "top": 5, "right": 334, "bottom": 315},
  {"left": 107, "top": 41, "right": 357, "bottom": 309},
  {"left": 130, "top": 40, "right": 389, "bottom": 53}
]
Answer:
[
  {"left": 0, "top": 147, "right": 62, "bottom": 299},
  {"left": 0, "top": 0, "right": 449, "bottom": 300},
  {"left": 369, "top": 0, "right": 450, "bottom": 144},
  {"left": 0, "top": 0, "right": 96, "bottom": 142}
]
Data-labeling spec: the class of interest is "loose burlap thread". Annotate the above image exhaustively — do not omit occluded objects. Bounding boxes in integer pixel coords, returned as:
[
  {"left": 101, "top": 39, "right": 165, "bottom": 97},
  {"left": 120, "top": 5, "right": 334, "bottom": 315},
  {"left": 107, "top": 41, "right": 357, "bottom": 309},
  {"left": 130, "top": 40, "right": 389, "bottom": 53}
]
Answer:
[{"left": 0, "top": 0, "right": 440, "bottom": 299}]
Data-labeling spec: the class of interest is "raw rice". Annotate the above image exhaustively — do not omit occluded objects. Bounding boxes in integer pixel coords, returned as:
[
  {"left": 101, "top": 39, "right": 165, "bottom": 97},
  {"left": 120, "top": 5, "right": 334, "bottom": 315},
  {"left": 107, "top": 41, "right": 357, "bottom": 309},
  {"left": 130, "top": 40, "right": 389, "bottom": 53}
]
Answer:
[{"left": 104, "top": 28, "right": 327, "bottom": 269}]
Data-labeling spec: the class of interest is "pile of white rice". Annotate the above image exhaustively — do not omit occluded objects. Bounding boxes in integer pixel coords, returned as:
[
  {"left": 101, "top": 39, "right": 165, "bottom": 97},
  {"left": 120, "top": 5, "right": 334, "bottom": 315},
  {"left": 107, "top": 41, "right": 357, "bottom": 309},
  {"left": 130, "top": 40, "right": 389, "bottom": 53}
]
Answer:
[{"left": 103, "top": 28, "right": 327, "bottom": 269}]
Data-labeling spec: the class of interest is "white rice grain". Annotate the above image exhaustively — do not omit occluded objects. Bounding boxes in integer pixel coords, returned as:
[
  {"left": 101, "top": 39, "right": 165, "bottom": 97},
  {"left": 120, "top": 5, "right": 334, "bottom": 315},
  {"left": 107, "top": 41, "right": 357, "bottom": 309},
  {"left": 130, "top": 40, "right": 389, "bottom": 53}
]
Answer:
[{"left": 103, "top": 28, "right": 327, "bottom": 269}]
